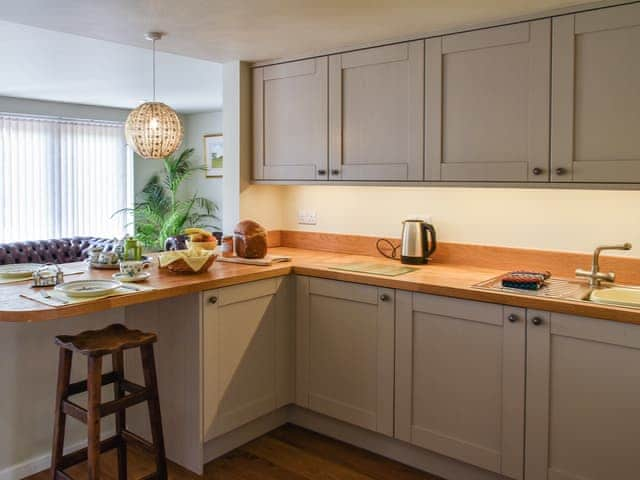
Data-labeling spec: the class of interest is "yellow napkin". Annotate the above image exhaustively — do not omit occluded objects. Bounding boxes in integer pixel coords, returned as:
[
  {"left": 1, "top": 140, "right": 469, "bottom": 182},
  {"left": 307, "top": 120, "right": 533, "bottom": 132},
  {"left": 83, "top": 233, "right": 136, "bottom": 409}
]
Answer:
[{"left": 159, "top": 249, "right": 215, "bottom": 271}]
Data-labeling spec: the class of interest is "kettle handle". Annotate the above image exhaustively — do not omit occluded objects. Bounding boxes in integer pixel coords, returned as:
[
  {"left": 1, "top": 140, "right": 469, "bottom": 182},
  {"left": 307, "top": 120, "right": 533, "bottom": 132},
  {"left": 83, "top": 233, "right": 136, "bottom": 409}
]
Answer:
[{"left": 423, "top": 224, "right": 437, "bottom": 259}]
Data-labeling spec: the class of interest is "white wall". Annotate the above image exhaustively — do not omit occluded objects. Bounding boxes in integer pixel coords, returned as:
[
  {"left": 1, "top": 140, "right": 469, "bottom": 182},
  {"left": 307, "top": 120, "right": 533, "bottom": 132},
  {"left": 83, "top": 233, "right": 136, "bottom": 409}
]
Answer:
[
  {"left": 181, "top": 111, "right": 224, "bottom": 230},
  {"left": 237, "top": 185, "right": 640, "bottom": 258}
]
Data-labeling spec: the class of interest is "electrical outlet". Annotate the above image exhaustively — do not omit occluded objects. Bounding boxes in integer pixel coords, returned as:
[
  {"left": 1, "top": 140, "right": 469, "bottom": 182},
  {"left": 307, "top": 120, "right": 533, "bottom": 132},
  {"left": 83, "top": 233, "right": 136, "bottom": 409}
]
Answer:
[{"left": 297, "top": 210, "right": 318, "bottom": 225}]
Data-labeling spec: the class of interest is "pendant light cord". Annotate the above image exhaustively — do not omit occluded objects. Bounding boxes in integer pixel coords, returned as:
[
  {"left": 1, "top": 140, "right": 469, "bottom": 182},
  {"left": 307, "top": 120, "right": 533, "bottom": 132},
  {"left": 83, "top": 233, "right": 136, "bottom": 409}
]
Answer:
[{"left": 152, "top": 38, "right": 156, "bottom": 102}]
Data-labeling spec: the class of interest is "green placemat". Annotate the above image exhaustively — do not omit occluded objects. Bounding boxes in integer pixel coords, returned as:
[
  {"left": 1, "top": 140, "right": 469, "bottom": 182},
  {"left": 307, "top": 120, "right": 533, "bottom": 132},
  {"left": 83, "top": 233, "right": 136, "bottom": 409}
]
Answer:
[{"left": 328, "top": 262, "right": 417, "bottom": 277}]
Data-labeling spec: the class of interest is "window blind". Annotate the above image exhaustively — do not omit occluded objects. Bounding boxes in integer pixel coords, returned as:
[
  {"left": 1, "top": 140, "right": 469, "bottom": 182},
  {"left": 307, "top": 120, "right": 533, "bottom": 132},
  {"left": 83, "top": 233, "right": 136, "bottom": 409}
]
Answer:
[{"left": 0, "top": 114, "right": 133, "bottom": 243}]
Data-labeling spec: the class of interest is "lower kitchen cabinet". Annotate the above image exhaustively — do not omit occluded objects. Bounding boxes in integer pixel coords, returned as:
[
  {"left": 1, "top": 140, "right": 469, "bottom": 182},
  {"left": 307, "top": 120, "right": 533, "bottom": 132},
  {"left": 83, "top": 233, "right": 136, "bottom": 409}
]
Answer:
[
  {"left": 525, "top": 310, "right": 640, "bottom": 480},
  {"left": 202, "top": 277, "right": 294, "bottom": 441},
  {"left": 295, "top": 276, "right": 395, "bottom": 436},
  {"left": 395, "top": 292, "right": 526, "bottom": 479}
]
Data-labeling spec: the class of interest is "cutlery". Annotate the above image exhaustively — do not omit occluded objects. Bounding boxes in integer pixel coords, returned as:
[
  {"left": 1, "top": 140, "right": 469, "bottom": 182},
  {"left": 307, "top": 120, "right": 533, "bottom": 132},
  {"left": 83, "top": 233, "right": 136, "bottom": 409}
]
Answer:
[{"left": 40, "top": 290, "right": 69, "bottom": 305}]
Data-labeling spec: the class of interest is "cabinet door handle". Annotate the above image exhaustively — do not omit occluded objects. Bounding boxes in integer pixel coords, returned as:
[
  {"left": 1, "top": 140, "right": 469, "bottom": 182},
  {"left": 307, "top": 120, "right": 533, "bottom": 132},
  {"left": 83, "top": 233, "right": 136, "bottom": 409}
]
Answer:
[
  {"left": 208, "top": 296, "right": 218, "bottom": 305},
  {"left": 317, "top": 169, "right": 327, "bottom": 175},
  {"left": 379, "top": 294, "right": 390, "bottom": 302},
  {"left": 532, "top": 167, "right": 543, "bottom": 176},
  {"left": 555, "top": 167, "right": 567, "bottom": 175},
  {"left": 507, "top": 314, "right": 519, "bottom": 323},
  {"left": 531, "top": 316, "right": 543, "bottom": 326},
  {"left": 331, "top": 169, "right": 340, "bottom": 175}
]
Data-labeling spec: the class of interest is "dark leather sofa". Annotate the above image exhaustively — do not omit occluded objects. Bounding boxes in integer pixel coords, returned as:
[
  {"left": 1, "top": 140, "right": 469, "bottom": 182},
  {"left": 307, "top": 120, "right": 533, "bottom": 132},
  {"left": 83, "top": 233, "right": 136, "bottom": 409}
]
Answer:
[{"left": 0, "top": 237, "right": 119, "bottom": 265}]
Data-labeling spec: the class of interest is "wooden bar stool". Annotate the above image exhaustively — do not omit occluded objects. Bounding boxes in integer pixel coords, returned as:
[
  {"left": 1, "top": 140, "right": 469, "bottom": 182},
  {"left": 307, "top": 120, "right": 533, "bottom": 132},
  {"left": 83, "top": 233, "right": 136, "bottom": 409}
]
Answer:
[{"left": 50, "top": 324, "right": 167, "bottom": 480}]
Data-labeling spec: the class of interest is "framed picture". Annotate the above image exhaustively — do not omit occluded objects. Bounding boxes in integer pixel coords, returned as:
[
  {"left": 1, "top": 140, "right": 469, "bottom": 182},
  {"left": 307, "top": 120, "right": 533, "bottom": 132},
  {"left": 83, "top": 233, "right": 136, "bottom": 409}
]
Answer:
[{"left": 204, "top": 133, "right": 223, "bottom": 177}]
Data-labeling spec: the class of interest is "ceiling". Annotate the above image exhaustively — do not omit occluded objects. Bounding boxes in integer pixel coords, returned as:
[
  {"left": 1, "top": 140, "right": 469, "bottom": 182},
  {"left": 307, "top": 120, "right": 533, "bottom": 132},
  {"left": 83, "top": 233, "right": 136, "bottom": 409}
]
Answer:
[
  {"left": 0, "top": 20, "right": 222, "bottom": 113},
  {"left": 0, "top": 0, "right": 596, "bottom": 63}
]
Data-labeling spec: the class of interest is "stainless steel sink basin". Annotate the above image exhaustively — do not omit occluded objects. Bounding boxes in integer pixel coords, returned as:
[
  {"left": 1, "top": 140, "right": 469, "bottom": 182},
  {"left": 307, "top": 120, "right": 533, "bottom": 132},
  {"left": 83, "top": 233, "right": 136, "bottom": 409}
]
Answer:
[{"left": 474, "top": 275, "right": 640, "bottom": 309}]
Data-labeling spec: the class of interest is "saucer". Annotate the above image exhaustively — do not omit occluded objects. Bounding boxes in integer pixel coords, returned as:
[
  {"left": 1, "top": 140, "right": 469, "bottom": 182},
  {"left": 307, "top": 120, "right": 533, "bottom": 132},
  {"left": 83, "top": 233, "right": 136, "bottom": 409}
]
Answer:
[{"left": 112, "top": 272, "right": 150, "bottom": 283}]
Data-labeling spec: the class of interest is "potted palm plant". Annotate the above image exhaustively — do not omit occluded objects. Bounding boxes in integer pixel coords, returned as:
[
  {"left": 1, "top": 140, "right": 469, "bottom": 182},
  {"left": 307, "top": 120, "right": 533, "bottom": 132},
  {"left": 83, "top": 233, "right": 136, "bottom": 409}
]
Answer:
[{"left": 114, "top": 148, "right": 219, "bottom": 250}]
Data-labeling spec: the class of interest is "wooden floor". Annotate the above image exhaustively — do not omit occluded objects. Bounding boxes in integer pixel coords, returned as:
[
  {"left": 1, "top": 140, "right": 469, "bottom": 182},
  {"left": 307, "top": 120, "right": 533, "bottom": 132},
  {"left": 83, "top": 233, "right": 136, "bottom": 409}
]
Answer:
[{"left": 26, "top": 424, "right": 443, "bottom": 480}]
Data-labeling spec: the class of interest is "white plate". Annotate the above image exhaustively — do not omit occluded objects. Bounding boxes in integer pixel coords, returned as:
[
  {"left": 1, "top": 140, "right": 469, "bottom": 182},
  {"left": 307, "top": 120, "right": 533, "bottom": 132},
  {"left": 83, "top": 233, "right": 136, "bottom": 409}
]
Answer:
[
  {"left": 0, "top": 263, "right": 44, "bottom": 278},
  {"left": 112, "top": 272, "right": 150, "bottom": 283},
  {"left": 55, "top": 279, "right": 121, "bottom": 298}
]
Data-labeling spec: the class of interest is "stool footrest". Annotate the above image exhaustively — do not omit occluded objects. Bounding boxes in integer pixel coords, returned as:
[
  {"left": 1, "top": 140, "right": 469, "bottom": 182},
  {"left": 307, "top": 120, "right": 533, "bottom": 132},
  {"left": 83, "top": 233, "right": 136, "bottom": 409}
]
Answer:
[
  {"left": 67, "top": 371, "right": 120, "bottom": 396},
  {"left": 62, "top": 381, "right": 149, "bottom": 424},
  {"left": 62, "top": 400, "right": 87, "bottom": 423},
  {"left": 100, "top": 388, "right": 149, "bottom": 417},
  {"left": 57, "top": 435, "right": 121, "bottom": 470}
]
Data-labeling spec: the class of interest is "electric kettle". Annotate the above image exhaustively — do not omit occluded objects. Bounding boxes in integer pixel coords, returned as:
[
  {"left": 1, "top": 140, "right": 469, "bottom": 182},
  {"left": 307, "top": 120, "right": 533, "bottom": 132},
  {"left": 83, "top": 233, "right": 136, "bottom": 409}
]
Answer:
[{"left": 401, "top": 219, "right": 437, "bottom": 264}]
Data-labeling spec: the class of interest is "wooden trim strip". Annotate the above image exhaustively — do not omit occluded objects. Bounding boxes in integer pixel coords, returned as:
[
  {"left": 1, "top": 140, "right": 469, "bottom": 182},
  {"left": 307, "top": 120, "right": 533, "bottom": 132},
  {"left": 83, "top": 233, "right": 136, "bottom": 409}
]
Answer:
[{"left": 276, "top": 230, "right": 640, "bottom": 284}]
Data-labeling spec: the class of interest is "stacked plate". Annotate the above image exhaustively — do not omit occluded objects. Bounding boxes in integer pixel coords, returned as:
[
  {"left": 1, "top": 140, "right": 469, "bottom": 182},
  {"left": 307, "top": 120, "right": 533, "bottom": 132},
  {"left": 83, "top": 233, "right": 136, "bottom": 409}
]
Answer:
[
  {"left": 54, "top": 280, "right": 122, "bottom": 298},
  {"left": 0, "top": 263, "right": 44, "bottom": 280}
]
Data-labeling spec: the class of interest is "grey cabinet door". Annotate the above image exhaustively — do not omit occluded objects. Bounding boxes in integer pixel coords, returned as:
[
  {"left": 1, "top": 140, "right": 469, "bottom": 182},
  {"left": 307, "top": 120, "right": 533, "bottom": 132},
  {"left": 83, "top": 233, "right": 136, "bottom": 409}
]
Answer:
[
  {"left": 395, "top": 292, "right": 526, "bottom": 479},
  {"left": 253, "top": 58, "right": 328, "bottom": 180},
  {"left": 551, "top": 3, "right": 640, "bottom": 183},
  {"left": 202, "top": 277, "right": 294, "bottom": 441},
  {"left": 296, "top": 276, "right": 395, "bottom": 435},
  {"left": 425, "top": 20, "right": 551, "bottom": 182},
  {"left": 329, "top": 41, "right": 424, "bottom": 181},
  {"left": 526, "top": 311, "right": 640, "bottom": 480}
]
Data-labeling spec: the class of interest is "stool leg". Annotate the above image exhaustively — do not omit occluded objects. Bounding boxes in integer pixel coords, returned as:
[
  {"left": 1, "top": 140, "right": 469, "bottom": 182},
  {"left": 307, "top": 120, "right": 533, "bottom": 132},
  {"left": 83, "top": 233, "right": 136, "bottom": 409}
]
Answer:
[
  {"left": 87, "top": 355, "right": 103, "bottom": 480},
  {"left": 51, "top": 348, "right": 72, "bottom": 480},
  {"left": 140, "top": 344, "right": 167, "bottom": 480},
  {"left": 112, "top": 351, "right": 127, "bottom": 480}
]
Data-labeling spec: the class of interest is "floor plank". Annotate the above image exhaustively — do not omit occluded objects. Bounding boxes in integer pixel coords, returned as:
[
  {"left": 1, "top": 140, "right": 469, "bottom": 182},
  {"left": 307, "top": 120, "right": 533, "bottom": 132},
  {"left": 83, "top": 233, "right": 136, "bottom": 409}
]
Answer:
[
  {"left": 24, "top": 424, "right": 442, "bottom": 480},
  {"left": 270, "top": 425, "right": 441, "bottom": 480}
]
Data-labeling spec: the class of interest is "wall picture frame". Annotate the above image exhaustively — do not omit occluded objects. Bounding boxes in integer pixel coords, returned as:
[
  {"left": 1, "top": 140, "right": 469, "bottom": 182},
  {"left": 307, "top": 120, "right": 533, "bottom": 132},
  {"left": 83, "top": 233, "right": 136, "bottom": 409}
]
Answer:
[{"left": 204, "top": 133, "right": 223, "bottom": 177}]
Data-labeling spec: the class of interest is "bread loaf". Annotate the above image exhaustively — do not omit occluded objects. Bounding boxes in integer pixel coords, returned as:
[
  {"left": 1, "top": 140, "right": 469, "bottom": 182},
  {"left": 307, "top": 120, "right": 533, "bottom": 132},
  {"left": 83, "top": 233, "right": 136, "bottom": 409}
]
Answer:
[{"left": 233, "top": 220, "right": 268, "bottom": 258}]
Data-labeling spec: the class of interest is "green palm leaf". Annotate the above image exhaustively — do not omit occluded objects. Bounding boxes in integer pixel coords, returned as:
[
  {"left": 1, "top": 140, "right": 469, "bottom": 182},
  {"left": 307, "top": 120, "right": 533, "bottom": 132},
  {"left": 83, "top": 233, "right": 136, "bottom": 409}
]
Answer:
[{"left": 112, "top": 148, "right": 220, "bottom": 249}]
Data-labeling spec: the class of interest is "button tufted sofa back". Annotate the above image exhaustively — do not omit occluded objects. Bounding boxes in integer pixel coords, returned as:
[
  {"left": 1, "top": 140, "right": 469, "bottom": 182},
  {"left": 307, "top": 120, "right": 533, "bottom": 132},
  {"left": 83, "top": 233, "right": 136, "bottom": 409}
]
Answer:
[{"left": 0, "top": 237, "right": 118, "bottom": 265}]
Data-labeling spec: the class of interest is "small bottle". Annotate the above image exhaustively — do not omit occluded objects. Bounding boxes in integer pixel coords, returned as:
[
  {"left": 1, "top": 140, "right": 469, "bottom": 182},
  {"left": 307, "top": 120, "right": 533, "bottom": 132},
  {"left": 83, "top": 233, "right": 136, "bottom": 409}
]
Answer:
[{"left": 221, "top": 235, "right": 234, "bottom": 257}]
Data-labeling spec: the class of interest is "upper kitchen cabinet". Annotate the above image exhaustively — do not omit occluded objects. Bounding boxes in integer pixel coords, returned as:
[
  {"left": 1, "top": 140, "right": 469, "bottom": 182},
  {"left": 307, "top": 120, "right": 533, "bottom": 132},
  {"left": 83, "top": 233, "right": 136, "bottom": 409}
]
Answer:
[
  {"left": 328, "top": 41, "right": 424, "bottom": 181},
  {"left": 551, "top": 3, "right": 640, "bottom": 183},
  {"left": 253, "top": 58, "right": 328, "bottom": 181},
  {"left": 425, "top": 20, "right": 551, "bottom": 182}
]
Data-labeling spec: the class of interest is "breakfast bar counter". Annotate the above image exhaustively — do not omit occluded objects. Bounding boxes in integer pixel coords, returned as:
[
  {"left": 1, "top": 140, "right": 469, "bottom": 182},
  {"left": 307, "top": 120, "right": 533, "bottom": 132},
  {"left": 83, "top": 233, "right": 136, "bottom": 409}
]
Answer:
[{"left": 3, "top": 246, "right": 640, "bottom": 325}]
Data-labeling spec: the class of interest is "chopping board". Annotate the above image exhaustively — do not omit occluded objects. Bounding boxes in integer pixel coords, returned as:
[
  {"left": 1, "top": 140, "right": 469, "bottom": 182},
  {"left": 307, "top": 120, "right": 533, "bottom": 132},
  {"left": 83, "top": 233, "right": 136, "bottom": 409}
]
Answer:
[{"left": 217, "top": 255, "right": 291, "bottom": 266}]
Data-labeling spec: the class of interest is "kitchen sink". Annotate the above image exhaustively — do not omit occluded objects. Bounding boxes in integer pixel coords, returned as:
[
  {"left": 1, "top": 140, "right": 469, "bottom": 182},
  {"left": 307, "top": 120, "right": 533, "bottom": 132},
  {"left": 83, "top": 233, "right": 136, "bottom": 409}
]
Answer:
[
  {"left": 588, "top": 286, "right": 640, "bottom": 308},
  {"left": 474, "top": 275, "right": 640, "bottom": 309}
]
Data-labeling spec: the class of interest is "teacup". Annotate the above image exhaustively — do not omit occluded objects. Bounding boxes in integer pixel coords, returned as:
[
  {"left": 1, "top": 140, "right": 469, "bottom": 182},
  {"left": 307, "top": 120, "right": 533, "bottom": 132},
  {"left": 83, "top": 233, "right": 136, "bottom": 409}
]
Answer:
[
  {"left": 98, "top": 251, "right": 118, "bottom": 264},
  {"left": 88, "top": 247, "right": 103, "bottom": 263},
  {"left": 119, "top": 260, "right": 147, "bottom": 277}
]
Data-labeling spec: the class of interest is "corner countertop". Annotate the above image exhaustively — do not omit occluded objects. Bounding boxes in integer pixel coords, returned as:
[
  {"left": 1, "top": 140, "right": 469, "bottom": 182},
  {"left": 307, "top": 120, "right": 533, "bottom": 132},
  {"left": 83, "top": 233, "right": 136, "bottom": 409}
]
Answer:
[{"left": 2, "top": 247, "right": 640, "bottom": 325}]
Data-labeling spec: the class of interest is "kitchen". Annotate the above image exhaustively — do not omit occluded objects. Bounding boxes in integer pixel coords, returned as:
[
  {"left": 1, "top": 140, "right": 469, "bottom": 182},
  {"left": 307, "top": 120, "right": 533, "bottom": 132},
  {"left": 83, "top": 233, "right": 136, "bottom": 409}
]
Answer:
[{"left": 1, "top": 1, "right": 640, "bottom": 480}]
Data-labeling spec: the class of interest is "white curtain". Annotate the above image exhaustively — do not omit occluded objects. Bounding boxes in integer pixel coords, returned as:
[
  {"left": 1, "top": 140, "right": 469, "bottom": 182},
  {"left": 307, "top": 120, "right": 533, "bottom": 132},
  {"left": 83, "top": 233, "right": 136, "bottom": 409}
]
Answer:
[{"left": 0, "top": 114, "right": 133, "bottom": 243}]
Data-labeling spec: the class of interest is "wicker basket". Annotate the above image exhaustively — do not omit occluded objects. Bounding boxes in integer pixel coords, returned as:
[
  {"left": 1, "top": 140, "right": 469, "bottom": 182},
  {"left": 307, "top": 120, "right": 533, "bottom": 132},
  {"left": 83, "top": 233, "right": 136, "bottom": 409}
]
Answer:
[{"left": 164, "top": 254, "right": 217, "bottom": 274}]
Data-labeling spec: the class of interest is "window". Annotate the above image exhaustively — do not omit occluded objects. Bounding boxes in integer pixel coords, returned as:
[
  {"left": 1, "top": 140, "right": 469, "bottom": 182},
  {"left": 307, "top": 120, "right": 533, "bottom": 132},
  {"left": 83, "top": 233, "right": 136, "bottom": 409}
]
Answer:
[{"left": 0, "top": 114, "right": 133, "bottom": 243}]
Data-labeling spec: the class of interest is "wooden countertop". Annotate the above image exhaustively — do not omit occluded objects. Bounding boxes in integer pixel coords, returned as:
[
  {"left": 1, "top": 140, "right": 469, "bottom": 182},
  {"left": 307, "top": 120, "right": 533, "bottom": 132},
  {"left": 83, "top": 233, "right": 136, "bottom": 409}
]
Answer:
[{"left": 2, "top": 247, "right": 640, "bottom": 325}]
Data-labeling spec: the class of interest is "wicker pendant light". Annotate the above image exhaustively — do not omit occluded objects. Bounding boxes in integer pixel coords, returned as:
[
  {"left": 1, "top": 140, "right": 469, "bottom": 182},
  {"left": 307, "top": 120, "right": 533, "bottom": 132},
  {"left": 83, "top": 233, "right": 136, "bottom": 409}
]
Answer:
[{"left": 125, "top": 32, "right": 184, "bottom": 159}]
